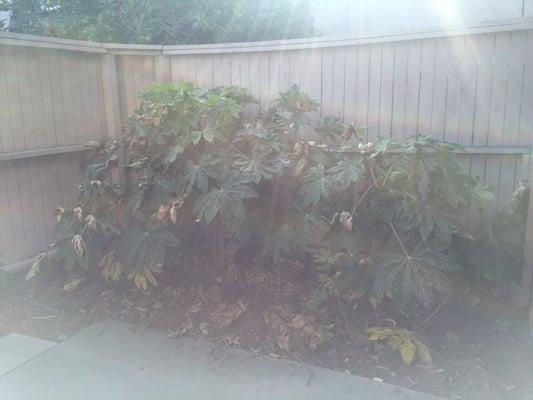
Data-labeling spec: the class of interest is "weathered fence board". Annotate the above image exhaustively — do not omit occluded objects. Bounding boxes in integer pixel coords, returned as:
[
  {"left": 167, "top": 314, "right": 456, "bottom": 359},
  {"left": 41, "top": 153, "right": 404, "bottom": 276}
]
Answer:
[{"left": 0, "top": 43, "right": 105, "bottom": 262}]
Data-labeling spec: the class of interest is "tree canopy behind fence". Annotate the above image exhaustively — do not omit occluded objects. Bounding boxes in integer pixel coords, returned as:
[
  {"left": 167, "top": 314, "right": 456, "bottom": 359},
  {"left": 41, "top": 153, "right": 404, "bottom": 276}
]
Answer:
[{"left": 0, "top": 0, "right": 316, "bottom": 44}]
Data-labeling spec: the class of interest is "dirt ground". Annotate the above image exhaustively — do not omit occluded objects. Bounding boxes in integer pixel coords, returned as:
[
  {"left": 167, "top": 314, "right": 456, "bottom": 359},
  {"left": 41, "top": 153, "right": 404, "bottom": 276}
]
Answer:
[{"left": 1, "top": 261, "right": 532, "bottom": 400}]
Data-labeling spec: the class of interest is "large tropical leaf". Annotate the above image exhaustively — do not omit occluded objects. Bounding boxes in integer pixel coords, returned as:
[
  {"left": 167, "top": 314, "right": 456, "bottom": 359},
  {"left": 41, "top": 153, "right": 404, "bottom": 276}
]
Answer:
[
  {"left": 234, "top": 148, "right": 281, "bottom": 183},
  {"left": 326, "top": 158, "right": 361, "bottom": 190},
  {"left": 181, "top": 156, "right": 219, "bottom": 194},
  {"left": 298, "top": 165, "right": 331, "bottom": 207},
  {"left": 400, "top": 200, "right": 465, "bottom": 244},
  {"left": 194, "top": 172, "right": 257, "bottom": 223},
  {"left": 373, "top": 239, "right": 457, "bottom": 309},
  {"left": 113, "top": 225, "right": 180, "bottom": 287}
]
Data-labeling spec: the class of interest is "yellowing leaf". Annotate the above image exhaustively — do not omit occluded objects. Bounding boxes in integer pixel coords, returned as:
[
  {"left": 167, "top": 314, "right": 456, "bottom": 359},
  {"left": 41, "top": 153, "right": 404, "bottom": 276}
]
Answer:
[
  {"left": 367, "top": 326, "right": 432, "bottom": 365},
  {"left": 400, "top": 339, "right": 416, "bottom": 364},
  {"left": 25, "top": 253, "right": 46, "bottom": 281},
  {"left": 386, "top": 334, "right": 403, "bottom": 351},
  {"left": 413, "top": 338, "right": 432, "bottom": 365},
  {"left": 63, "top": 277, "right": 85, "bottom": 293},
  {"left": 367, "top": 327, "right": 392, "bottom": 341},
  {"left": 209, "top": 300, "right": 247, "bottom": 329}
]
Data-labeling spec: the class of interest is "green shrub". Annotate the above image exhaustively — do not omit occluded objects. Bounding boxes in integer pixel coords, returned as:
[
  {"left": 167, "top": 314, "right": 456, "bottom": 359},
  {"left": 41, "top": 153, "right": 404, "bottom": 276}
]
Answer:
[{"left": 27, "top": 82, "right": 527, "bottom": 311}]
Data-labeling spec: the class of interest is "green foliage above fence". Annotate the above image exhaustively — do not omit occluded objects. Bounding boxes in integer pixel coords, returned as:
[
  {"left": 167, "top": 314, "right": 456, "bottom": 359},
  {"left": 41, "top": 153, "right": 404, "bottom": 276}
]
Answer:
[{"left": 0, "top": 0, "right": 316, "bottom": 44}]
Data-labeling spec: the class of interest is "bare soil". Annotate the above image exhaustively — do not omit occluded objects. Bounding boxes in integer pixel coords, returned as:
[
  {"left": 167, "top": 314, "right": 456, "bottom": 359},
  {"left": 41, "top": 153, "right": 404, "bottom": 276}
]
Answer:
[{"left": 1, "top": 260, "right": 532, "bottom": 400}]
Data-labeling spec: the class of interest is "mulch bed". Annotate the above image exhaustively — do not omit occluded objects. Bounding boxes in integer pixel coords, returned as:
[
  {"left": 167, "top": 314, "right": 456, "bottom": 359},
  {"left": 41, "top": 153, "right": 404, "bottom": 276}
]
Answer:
[{"left": 1, "top": 259, "right": 532, "bottom": 400}]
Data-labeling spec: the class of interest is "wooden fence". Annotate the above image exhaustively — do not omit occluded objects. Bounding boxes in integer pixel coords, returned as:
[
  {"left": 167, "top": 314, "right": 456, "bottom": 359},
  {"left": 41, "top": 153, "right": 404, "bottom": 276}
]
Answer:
[{"left": 1, "top": 20, "right": 533, "bottom": 300}]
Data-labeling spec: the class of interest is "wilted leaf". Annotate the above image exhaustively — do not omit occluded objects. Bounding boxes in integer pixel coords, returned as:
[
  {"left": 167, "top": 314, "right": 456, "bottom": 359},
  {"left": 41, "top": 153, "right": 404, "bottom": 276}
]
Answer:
[
  {"left": 367, "top": 327, "right": 393, "bottom": 341},
  {"left": 289, "top": 314, "right": 330, "bottom": 351},
  {"left": 188, "top": 302, "right": 203, "bottom": 314},
  {"left": 399, "top": 339, "right": 416, "bottom": 364},
  {"left": 264, "top": 309, "right": 292, "bottom": 353},
  {"left": 412, "top": 337, "right": 432, "bottom": 365},
  {"left": 199, "top": 322, "right": 210, "bottom": 336},
  {"left": 63, "top": 277, "right": 85, "bottom": 293},
  {"left": 25, "top": 253, "right": 47, "bottom": 280},
  {"left": 367, "top": 327, "right": 432, "bottom": 365},
  {"left": 209, "top": 300, "right": 247, "bottom": 329},
  {"left": 114, "top": 225, "right": 180, "bottom": 289}
]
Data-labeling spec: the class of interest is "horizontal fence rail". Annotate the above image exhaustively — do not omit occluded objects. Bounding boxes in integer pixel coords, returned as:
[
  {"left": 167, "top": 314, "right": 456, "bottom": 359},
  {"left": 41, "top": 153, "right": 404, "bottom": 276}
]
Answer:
[{"left": 0, "top": 20, "right": 532, "bottom": 302}]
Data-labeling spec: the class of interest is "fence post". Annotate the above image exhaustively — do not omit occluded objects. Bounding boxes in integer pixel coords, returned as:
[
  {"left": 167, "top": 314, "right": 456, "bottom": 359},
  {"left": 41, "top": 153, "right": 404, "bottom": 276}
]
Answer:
[
  {"left": 101, "top": 53, "right": 127, "bottom": 193},
  {"left": 155, "top": 55, "right": 171, "bottom": 82},
  {"left": 511, "top": 154, "right": 533, "bottom": 307}
]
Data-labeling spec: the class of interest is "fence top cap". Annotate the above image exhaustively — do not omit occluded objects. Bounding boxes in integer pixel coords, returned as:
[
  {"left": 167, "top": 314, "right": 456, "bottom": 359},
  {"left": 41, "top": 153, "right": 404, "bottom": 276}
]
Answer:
[{"left": 1, "top": 17, "right": 533, "bottom": 54}]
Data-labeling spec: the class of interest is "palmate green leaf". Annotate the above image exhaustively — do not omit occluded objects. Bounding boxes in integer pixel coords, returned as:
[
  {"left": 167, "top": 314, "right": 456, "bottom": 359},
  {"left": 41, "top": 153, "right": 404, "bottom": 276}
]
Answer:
[
  {"left": 182, "top": 156, "right": 219, "bottom": 193},
  {"left": 298, "top": 165, "right": 331, "bottom": 207},
  {"left": 428, "top": 151, "right": 479, "bottom": 207},
  {"left": 373, "top": 240, "right": 456, "bottom": 309},
  {"left": 113, "top": 225, "right": 180, "bottom": 274},
  {"left": 315, "top": 117, "right": 344, "bottom": 140},
  {"left": 401, "top": 200, "right": 464, "bottom": 244},
  {"left": 190, "top": 127, "right": 225, "bottom": 146},
  {"left": 326, "top": 158, "right": 361, "bottom": 190},
  {"left": 162, "top": 143, "right": 185, "bottom": 165},
  {"left": 276, "top": 85, "right": 319, "bottom": 114},
  {"left": 130, "top": 173, "right": 177, "bottom": 213},
  {"left": 203, "top": 93, "right": 242, "bottom": 126},
  {"left": 193, "top": 172, "right": 257, "bottom": 223},
  {"left": 234, "top": 149, "right": 281, "bottom": 183}
]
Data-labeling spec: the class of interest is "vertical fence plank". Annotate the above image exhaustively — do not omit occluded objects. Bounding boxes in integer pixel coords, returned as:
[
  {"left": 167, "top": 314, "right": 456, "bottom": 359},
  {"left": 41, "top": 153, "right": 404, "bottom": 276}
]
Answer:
[
  {"left": 268, "top": 52, "right": 280, "bottom": 101},
  {"left": 458, "top": 36, "right": 480, "bottom": 146},
  {"left": 248, "top": 53, "right": 260, "bottom": 101},
  {"left": 238, "top": 53, "right": 250, "bottom": 91},
  {"left": 258, "top": 53, "right": 270, "bottom": 109},
  {"left": 155, "top": 55, "right": 171, "bottom": 82},
  {"left": 355, "top": 45, "right": 370, "bottom": 129},
  {"left": 5, "top": 47, "right": 28, "bottom": 151},
  {"left": 515, "top": 30, "right": 533, "bottom": 305},
  {"left": 391, "top": 42, "right": 409, "bottom": 139},
  {"left": 431, "top": 39, "right": 451, "bottom": 140},
  {"left": 321, "top": 48, "right": 334, "bottom": 118},
  {"left": 367, "top": 44, "right": 382, "bottom": 141},
  {"left": 331, "top": 48, "right": 345, "bottom": 121},
  {"left": 230, "top": 54, "right": 241, "bottom": 87},
  {"left": 343, "top": 47, "right": 357, "bottom": 125},
  {"left": 444, "top": 36, "right": 466, "bottom": 143},
  {"left": 3, "top": 161, "right": 28, "bottom": 260},
  {"left": 404, "top": 40, "right": 422, "bottom": 136},
  {"left": 487, "top": 32, "right": 512, "bottom": 210},
  {"left": 101, "top": 54, "right": 126, "bottom": 192},
  {"left": 170, "top": 56, "right": 186, "bottom": 82},
  {"left": 378, "top": 43, "right": 395, "bottom": 137},
  {"left": 417, "top": 39, "right": 437, "bottom": 134},
  {"left": 278, "top": 51, "right": 290, "bottom": 92}
]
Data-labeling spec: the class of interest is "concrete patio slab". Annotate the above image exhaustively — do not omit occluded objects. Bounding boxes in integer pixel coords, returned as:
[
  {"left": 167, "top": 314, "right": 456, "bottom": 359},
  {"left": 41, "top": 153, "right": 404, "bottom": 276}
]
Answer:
[
  {"left": 0, "top": 320, "right": 445, "bottom": 400},
  {"left": 0, "top": 333, "right": 55, "bottom": 376}
]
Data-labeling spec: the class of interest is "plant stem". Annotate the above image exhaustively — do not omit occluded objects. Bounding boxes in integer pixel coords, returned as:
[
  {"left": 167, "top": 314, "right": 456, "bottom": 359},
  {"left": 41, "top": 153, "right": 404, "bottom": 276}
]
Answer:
[
  {"left": 389, "top": 222, "right": 409, "bottom": 257},
  {"left": 337, "top": 292, "right": 354, "bottom": 340},
  {"left": 414, "top": 294, "right": 450, "bottom": 331},
  {"left": 351, "top": 179, "right": 378, "bottom": 215}
]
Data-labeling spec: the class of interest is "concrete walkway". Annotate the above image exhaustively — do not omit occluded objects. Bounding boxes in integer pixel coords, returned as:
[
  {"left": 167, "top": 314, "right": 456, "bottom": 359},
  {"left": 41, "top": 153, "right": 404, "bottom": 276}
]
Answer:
[{"left": 0, "top": 320, "right": 444, "bottom": 399}]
